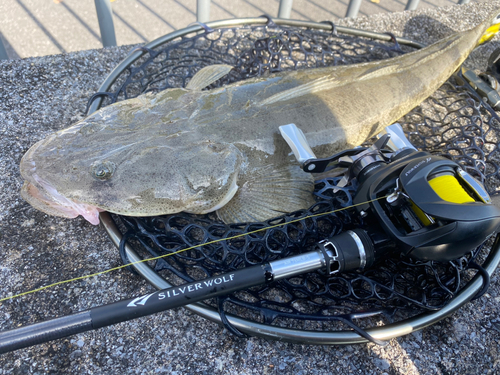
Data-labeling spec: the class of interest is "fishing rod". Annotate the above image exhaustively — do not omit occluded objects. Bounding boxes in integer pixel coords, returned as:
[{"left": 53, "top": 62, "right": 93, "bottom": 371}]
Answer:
[
  {"left": 0, "top": 229, "right": 378, "bottom": 354},
  {"left": 1, "top": 123, "right": 500, "bottom": 354}
]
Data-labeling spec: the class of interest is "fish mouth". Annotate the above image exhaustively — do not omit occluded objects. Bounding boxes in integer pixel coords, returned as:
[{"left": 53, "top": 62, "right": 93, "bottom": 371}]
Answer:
[
  {"left": 20, "top": 156, "right": 103, "bottom": 225},
  {"left": 21, "top": 177, "right": 103, "bottom": 225},
  {"left": 20, "top": 140, "right": 103, "bottom": 225}
]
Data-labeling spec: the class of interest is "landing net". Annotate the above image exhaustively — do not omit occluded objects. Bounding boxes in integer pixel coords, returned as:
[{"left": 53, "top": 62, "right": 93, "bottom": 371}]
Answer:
[{"left": 88, "top": 21, "right": 500, "bottom": 341}]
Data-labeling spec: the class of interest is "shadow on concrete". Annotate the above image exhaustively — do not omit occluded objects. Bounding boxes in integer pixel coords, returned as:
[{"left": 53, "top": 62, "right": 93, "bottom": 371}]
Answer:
[
  {"left": 361, "top": 1, "right": 400, "bottom": 16},
  {"left": 212, "top": 0, "right": 238, "bottom": 18},
  {"left": 306, "top": 0, "right": 343, "bottom": 19},
  {"left": 137, "top": 0, "right": 176, "bottom": 31},
  {"left": 402, "top": 14, "right": 455, "bottom": 42},
  {"left": 392, "top": 0, "right": 409, "bottom": 6},
  {"left": 0, "top": 31, "right": 20, "bottom": 59},
  {"left": 420, "top": 0, "right": 458, "bottom": 8},
  {"left": 60, "top": 1, "right": 101, "bottom": 43},
  {"left": 242, "top": 0, "right": 277, "bottom": 18},
  {"left": 16, "top": 0, "right": 66, "bottom": 53},
  {"left": 113, "top": 10, "right": 148, "bottom": 43},
  {"left": 173, "top": 0, "right": 196, "bottom": 17}
]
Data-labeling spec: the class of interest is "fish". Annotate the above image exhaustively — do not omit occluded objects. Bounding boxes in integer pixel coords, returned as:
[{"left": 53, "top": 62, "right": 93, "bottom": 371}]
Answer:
[{"left": 20, "top": 8, "right": 500, "bottom": 225}]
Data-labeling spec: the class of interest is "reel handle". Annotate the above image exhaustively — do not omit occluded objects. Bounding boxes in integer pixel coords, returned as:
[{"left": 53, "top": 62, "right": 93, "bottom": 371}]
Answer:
[
  {"left": 279, "top": 123, "right": 415, "bottom": 175},
  {"left": 376, "top": 123, "right": 417, "bottom": 152},
  {"left": 279, "top": 124, "right": 317, "bottom": 169},
  {"left": 279, "top": 123, "right": 367, "bottom": 173}
]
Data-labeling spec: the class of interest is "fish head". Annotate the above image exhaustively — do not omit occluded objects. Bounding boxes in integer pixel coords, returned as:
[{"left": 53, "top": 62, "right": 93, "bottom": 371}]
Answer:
[
  {"left": 20, "top": 135, "right": 105, "bottom": 225},
  {"left": 20, "top": 124, "right": 244, "bottom": 224},
  {"left": 124, "top": 139, "right": 245, "bottom": 216}
]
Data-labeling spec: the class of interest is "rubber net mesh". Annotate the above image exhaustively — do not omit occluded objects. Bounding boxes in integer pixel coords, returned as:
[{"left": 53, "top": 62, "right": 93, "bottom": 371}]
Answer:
[{"left": 88, "top": 22, "right": 500, "bottom": 339}]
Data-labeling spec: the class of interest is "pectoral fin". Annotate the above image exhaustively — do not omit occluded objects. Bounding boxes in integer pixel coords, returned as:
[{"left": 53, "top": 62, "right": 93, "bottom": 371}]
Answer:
[
  {"left": 216, "top": 164, "right": 315, "bottom": 224},
  {"left": 186, "top": 64, "right": 234, "bottom": 90}
]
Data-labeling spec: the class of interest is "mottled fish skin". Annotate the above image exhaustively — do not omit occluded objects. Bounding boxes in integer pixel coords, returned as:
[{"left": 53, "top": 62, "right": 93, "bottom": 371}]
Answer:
[{"left": 19, "top": 9, "right": 500, "bottom": 224}]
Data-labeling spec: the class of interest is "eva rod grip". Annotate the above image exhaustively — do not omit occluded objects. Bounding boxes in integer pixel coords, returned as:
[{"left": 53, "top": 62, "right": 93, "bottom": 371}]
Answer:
[{"left": 0, "top": 311, "right": 93, "bottom": 354}]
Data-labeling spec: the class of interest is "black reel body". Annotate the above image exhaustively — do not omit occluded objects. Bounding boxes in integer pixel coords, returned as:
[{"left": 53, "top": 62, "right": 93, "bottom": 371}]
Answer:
[{"left": 353, "top": 149, "right": 500, "bottom": 261}]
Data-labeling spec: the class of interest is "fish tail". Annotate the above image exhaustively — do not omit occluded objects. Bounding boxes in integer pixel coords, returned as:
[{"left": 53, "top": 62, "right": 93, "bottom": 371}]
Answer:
[
  {"left": 478, "top": 23, "right": 500, "bottom": 45},
  {"left": 476, "top": 8, "right": 500, "bottom": 45}
]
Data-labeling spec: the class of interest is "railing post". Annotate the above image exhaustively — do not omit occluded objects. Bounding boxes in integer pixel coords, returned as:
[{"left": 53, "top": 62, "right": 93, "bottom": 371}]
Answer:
[
  {"left": 95, "top": 0, "right": 117, "bottom": 47},
  {"left": 197, "top": 0, "right": 211, "bottom": 23},
  {"left": 0, "top": 39, "right": 8, "bottom": 60},
  {"left": 405, "top": 0, "right": 421, "bottom": 11},
  {"left": 278, "top": 0, "right": 293, "bottom": 19},
  {"left": 346, "top": 0, "right": 362, "bottom": 18}
]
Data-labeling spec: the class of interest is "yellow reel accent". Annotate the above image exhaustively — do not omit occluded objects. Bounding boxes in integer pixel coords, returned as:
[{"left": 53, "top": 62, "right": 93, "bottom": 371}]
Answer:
[
  {"left": 428, "top": 175, "right": 475, "bottom": 204},
  {"left": 478, "top": 24, "right": 500, "bottom": 45},
  {"left": 409, "top": 201, "right": 433, "bottom": 226}
]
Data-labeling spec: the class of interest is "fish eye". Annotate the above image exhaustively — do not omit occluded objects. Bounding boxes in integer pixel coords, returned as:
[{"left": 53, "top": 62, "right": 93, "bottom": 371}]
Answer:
[{"left": 91, "top": 160, "right": 116, "bottom": 180}]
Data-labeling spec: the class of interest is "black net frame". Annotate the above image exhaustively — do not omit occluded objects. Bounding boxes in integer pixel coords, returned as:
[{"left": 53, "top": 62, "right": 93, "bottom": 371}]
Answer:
[{"left": 86, "top": 18, "right": 500, "bottom": 344}]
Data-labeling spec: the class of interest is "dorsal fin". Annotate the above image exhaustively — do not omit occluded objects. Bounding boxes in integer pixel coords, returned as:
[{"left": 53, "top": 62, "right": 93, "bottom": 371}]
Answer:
[
  {"left": 256, "top": 61, "right": 406, "bottom": 107},
  {"left": 186, "top": 64, "right": 233, "bottom": 90},
  {"left": 357, "top": 64, "right": 400, "bottom": 81},
  {"left": 257, "top": 76, "right": 337, "bottom": 106}
]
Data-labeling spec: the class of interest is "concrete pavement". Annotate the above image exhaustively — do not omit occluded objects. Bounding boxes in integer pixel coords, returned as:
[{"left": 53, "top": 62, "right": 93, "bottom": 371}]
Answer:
[{"left": 1, "top": 1, "right": 500, "bottom": 374}]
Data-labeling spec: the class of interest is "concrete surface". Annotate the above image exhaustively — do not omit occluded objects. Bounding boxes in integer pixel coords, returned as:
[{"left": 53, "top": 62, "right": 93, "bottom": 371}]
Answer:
[
  {"left": 0, "top": 0, "right": 489, "bottom": 60},
  {"left": 1, "top": 1, "right": 500, "bottom": 374}
]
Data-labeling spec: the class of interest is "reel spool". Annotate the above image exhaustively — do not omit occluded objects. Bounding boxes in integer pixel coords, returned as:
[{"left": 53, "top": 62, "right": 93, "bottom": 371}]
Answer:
[{"left": 428, "top": 174, "right": 476, "bottom": 204}]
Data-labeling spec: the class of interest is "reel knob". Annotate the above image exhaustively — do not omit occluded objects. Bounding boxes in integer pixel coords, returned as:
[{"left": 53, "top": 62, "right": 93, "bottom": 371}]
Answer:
[{"left": 278, "top": 124, "right": 317, "bottom": 170}]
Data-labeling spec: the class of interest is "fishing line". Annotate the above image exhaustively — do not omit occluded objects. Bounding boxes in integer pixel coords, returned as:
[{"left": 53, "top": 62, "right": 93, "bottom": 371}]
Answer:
[{"left": 0, "top": 196, "right": 388, "bottom": 303}]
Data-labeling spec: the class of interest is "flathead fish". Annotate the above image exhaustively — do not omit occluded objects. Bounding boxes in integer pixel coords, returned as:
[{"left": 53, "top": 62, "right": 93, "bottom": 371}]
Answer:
[{"left": 20, "top": 9, "right": 500, "bottom": 225}]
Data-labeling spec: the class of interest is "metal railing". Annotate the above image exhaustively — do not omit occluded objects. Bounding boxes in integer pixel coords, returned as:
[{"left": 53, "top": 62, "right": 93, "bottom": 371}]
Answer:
[{"left": 0, "top": 0, "right": 474, "bottom": 60}]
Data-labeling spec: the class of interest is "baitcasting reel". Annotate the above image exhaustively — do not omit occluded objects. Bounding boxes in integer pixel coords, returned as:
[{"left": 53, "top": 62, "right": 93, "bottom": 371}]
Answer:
[{"left": 281, "top": 123, "right": 500, "bottom": 265}]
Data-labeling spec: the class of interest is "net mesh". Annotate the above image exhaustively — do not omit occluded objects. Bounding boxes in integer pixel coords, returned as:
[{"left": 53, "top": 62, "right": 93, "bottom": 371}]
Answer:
[{"left": 88, "top": 22, "right": 500, "bottom": 340}]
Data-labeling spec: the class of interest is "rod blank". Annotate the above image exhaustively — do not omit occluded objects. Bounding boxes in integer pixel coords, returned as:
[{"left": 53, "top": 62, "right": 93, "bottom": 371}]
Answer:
[
  {"left": 0, "top": 247, "right": 331, "bottom": 354},
  {"left": 0, "top": 311, "right": 93, "bottom": 354}
]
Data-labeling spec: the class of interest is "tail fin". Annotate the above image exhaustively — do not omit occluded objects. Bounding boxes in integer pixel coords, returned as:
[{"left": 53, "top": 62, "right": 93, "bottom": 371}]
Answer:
[
  {"left": 477, "top": 8, "right": 500, "bottom": 45},
  {"left": 479, "top": 23, "right": 500, "bottom": 45}
]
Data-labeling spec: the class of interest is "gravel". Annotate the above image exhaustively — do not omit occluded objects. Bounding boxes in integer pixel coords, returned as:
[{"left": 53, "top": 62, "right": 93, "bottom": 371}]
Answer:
[{"left": 1, "top": 2, "right": 500, "bottom": 374}]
